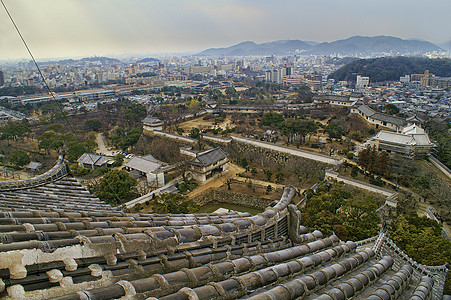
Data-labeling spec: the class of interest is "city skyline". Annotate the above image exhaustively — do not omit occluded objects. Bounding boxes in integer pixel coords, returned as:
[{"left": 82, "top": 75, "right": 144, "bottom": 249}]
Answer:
[{"left": 1, "top": 0, "right": 451, "bottom": 60}]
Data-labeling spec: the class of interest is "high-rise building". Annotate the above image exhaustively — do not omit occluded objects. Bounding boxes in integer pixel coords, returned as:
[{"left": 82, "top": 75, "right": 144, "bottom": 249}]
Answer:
[
  {"left": 356, "top": 75, "right": 369, "bottom": 89},
  {"left": 0, "top": 70, "right": 4, "bottom": 86},
  {"left": 285, "top": 66, "right": 292, "bottom": 76},
  {"left": 399, "top": 75, "right": 410, "bottom": 83}
]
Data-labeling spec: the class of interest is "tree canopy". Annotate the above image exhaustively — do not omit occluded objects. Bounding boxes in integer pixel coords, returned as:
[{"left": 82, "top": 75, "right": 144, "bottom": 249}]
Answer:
[
  {"left": 358, "top": 146, "right": 390, "bottom": 176},
  {"left": 302, "top": 184, "right": 381, "bottom": 241},
  {"left": 9, "top": 150, "right": 30, "bottom": 167},
  {"left": 328, "top": 57, "right": 451, "bottom": 83},
  {"left": 260, "top": 112, "right": 285, "bottom": 128},
  {"left": 93, "top": 169, "right": 138, "bottom": 206},
  {"left": 151, "top": 193, "right": 198, "bottom": 214},
  {"left": 85, "top": 119, "right": 102, "bottom": 131}
]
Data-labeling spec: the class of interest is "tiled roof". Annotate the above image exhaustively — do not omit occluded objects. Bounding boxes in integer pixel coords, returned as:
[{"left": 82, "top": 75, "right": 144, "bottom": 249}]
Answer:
[
  {"left": 124, "top": 156, "right": 162, "bottom": 173},
  {"left": 24, "top": 161, "right": 42, "bottom": 170},
  {"left": 373, "top": 130, "right": 434, "bottom": 146},
  {"left": 0, "top": 158, "right": 447, "bottom": 299},
  {"left": 357, "top": 105, "right": 407, "bottom": 127},
  {"left": 77, "top": 153, "right": 112, "bottom": 167},
  {"left": 358, "top": 104, "right": 376, "bottom": 116},
  {"left": 191, "top": 147, "right": 228, "bottom": 167},
  {"left": 371, "top": 112, "right": 407, "bottom": 127},
  {"left": 142, "top": 116, "right": 163, "bottom": 125}
]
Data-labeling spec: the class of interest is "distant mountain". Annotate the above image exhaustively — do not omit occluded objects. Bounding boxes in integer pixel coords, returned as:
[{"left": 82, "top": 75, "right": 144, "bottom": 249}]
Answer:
[
  {"left": 198, "top": 36, "right": 442, "bottom": 57},
  {"left": 78, "top": 56, "right": 122, "bottom": 65},
  {"left": 440, "top": 41, "right": 451, "bottom": 51},
  {"left": 306, "top": 36, "right": 442, "bottom": 56},
  {"left": 198, "top": 40, "right": 312, "bottom": 56},
  {"left": 39, "top": 56, "right": 122, "bottom": 66},
  {"left": 328, "top": 56, "right": 451, "bottom": 83},
  {"left": 326, "top": 57, "right": 360, "bottom": 65},
  {"left": 137, "top": 57, "right": 160, "bottom": 63}
]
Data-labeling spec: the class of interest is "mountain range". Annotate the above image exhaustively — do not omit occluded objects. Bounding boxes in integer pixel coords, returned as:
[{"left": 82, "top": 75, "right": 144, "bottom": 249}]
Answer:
[
  {"left": 38, "top": 56, "right": 123, "bottom": 66},
  {"left": 198, "top": 35, "right": 443, "bottom": 56}
]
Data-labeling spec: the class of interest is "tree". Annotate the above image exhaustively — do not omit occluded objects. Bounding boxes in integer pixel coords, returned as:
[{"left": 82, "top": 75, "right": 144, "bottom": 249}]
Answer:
[
  {"left": 389, "top": 213, "right": 451, "bottom": 293},
  {"left": 358, "top": 146, "right": 390, "bottom": 176},
  {"left": 9, "top": 150, "right": 30, "bottom": 167},
  {"left": 302, "top": 184, "right": 380, "bottom": 241},
  {"left": 110, "top": 127, "right": 142, "bottom": 151},
  {"left": 383, "top": 104, "right": 399, "bottom": 115},
  {"left": 67, "top": 143, "right": 87, "bottom": 163},
  {"left": 266, "top": 185, "right": 273, "bottom": 194},
  {"left": 260, "top": 112, "right": 285, "bottom": 128},
  {"left": 264, "top": 169, "right": 273, "bottom": 182},
  {"left": 83, "top": 140, "right": 98, "bottom": 153},
  {"left": 189, "top": 127, "right": 201, "bottom": 139},
  {"left": 125, "top": 102, "right": 147, "bottom": 126},
  {"left": 152, "top": 193, "right": 198, "bottom": 214},
  {"left": 94, "top": 170, "right": 138, "bottom": 205},
  {"left": 85, "top": 119, "right": 102, "bottom": 131},
  {"left": 225, "top": 87, "right": 237, "bottom": 97},
  {"left": 38, "top": 131, "right": 64, "bottom": 153},
  {"left": 0, "top": 123, "right": 30, "bottom": 141},
  {"left": 351, "top": 165, "right": 359, "bottom": 178},
  {"left": 324, "top": 123, "right": 343, "bottom": 140},
  {"left": 188, "top": 99, "right": 200, "bottom": 111}
]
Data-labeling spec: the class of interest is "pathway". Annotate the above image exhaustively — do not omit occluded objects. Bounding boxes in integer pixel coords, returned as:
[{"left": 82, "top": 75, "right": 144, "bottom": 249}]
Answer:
[
  {"left": 187, "top": 163, "right": 245, "bottom": 198},
  {"left": 96, "top": 133, "right": 114, "bottom": 156}
]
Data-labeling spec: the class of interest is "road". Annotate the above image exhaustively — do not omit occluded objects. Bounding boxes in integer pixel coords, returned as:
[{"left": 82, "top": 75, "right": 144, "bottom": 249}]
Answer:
[{"left": 96, "top": 133, "right": 114, "bottom": 156}]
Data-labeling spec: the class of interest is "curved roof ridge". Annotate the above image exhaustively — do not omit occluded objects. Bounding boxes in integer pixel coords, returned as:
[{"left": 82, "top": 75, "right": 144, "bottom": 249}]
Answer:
[{"left": 0, "top": 154, "right": 68, "bottom": 192}]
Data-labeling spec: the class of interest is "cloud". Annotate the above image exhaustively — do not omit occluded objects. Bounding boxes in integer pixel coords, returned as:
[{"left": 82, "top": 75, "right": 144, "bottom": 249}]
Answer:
[{"left": 0, "top": 0, "right": 449, "bottom": 59}]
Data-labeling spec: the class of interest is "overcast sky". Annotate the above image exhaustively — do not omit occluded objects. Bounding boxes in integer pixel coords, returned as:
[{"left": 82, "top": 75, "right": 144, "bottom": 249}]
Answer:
[{"left": 1, "top": 0, "right": 450, "bottom": 60}]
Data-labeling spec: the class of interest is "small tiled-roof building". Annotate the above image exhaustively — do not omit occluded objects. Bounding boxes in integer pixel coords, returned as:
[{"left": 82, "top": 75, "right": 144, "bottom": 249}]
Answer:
[
  {"left": 142, "top": 116, "right": 164, "bottom": 131},
  {"left": 124, "top": 155, "right": 167, "bottom": 187},
  {"left": 76, "top": 153, "right": 115, "bottom": 169},
  {"left": 24, "top": 161, "right": 42, "bottom": 173},
  {"left": 189, "top": 147, "right": 229, "bottom": 181}
]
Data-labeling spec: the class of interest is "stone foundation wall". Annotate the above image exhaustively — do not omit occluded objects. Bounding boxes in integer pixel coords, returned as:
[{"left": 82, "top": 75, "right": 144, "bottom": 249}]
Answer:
[{"left": 194, "top": 189, "right": 273, "bottom": 210}]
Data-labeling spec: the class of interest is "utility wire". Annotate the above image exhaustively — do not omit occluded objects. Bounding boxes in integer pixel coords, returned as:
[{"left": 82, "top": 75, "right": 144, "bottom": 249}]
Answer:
[{"left": 1, "top": 0, "right": 124, "bottom": 205}]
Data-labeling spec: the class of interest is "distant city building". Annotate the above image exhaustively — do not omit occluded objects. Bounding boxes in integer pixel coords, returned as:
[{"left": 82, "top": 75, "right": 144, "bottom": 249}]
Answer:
[
  {"left": 265, "top": 69, "right": 283, "bottom": 84},
  {"left": 285, "top": 66, "right": 292, "bottom": 76},
  {"left": 410, "top": 73, "right": 423, "bottom": 82},
  {"left": 356, "top": 75, "right": 370, "bottom": 89},
  {"left": 283, "top": 75, "right": 305, "bottom": 86},
  {"left": 399, "top": 75, "right": 410, "bottom": 83},
  {"left": 0, "top": 70, "right": 4, "bottom": 86}
]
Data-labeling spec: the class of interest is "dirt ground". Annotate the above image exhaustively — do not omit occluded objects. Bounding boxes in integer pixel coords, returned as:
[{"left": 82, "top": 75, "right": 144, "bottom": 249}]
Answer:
[
  {"left": 187, "top": 162, "right": 245, "bottom": 198},
  {"left": 179, "top": 115, "right": 234, "bottom": 132}
]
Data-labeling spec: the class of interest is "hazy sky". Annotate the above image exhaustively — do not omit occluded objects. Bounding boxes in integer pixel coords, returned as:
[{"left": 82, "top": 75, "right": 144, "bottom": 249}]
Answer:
[{"left": 1, "top": 0, "right": 450, "bottom": 60}]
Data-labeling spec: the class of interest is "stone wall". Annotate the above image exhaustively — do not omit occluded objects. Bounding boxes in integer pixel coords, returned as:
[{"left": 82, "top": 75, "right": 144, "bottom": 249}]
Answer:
[
  {"left": 194, "top": 189, "right": 273, "bottom": 210},
  {"left": 230, "top": 135, "right": 342, "bottom": 165}
]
